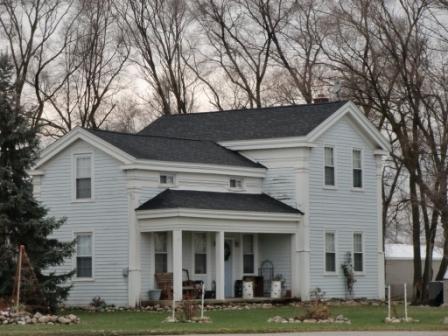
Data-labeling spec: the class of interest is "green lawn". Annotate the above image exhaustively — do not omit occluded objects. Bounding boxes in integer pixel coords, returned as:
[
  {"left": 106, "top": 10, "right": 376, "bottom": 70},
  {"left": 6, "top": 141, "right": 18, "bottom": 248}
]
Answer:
[{"left": 1, "top": 305, "right": 448, "bottom": 335}]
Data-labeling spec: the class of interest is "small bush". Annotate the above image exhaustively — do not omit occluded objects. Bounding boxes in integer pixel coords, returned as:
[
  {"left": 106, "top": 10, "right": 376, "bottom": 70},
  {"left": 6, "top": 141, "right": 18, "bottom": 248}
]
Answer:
[
  {"left": 300, "top": 288, "right": 331, "bottom": 320},
  {"left": 90, "top": 296, "right": 107, "bottom": 309}
]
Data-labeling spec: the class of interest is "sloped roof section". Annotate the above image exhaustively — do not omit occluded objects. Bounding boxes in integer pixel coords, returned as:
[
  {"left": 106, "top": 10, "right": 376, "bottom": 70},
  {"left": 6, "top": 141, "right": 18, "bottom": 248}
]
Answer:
[
  {"left": 138, "top": 101, "right": 348, "bottom": 141},
  {"left": 86, "top": 129, "right": 264, "bottom": 168},
  {"left": 136, "top": 189, "right": 303, "bottom": 214}
]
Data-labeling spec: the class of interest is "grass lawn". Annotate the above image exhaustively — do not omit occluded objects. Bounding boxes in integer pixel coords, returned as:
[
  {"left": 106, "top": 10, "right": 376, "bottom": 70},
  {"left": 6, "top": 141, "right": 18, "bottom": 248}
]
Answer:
[{"left": 1, "top": 305, "right": 448, "bottom": 335}]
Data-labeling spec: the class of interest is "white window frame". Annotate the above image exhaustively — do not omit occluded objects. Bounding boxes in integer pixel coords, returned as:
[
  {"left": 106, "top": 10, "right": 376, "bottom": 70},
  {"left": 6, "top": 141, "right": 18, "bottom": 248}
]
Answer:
[
  {"left": 242, "top": 234, "right": 257, "bottom": 275},
  {"left": 73, "top": 231, "right": 94, "bottom": 281},
  {"left": 352, "top": 148, "right": 363, "bottom": 190},
  {"left": 229, "top": 177, "right": 244, "bottom": 191},
  {"left": 323, "top": 145, "right": 336, "bottom": 188},
  {"left": 353, "top": 232, "right": 364, "bottom": 273},
  {"left": 324, "top": 230, "right": 337, "bottom": 275},
  {"left": 154, "top": 232, "right": 169, "bottom": 273},
  {"left": 159, "top": 173, "right": 176, "bottom": 187},
  {"left": 192, "top": 232, "right": 208, "bottom": 275},
  {"left": 72, "top": 153, "right": 94, "bottom": 202}
]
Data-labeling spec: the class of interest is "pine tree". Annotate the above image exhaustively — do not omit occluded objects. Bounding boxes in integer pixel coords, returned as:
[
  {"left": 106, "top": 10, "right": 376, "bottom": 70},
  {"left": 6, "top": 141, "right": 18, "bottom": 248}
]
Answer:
[{"left": 0, "top": 54, "right": 74, "bottom": 312}]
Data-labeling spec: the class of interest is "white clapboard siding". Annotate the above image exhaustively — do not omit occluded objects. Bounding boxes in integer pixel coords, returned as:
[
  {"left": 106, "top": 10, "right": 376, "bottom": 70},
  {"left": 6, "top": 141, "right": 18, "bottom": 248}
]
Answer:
[
  {"left": 258, "top": 234, "right": 291, "bottom": 289},
  {"left": 308, "top": 116, "right": 379, "bottom": 298},
  {"left": 262, "top": 168, "right": 296, "bottom": 208},
  {"left": 39, "top": 140, "right": 129, "bottom": 306}
]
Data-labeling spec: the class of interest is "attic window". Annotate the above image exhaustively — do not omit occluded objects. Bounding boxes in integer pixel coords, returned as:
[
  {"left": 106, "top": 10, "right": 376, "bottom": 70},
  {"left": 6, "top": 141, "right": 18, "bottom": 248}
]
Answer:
[
  {"left": 229, "top": 178, "right": 243, "bottom": 189},
  {"left": 160, "top": 174, "right": 175, "bottom": 185}
]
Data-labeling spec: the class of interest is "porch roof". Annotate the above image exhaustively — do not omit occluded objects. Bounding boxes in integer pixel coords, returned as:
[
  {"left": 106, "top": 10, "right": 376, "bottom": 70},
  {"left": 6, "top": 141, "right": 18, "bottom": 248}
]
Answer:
[{"left": 136, "top": 189, "right": 303, "bottom": 214}]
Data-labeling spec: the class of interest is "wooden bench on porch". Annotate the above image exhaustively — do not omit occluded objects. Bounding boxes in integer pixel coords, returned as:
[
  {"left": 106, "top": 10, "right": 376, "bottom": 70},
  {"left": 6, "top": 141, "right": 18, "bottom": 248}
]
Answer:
[{"left": 155, "top": 270, "right": 204, "bottom": 300}]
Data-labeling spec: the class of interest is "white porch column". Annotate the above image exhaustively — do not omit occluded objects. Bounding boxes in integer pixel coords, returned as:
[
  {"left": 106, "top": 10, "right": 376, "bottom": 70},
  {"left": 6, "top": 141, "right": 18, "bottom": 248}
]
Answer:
[
  {"left": 172, "top": 230, "right": 183, "bottom": 301},
  {"left": 128, "top": 188, "right": 141, "bottom": 307},
  {"left": 290, "top": 232, "right": 300, "bottom": 298},
  {"left": 215, "top": 231, "right": 225, "bottom": 300},
  {"left": 295, "top": 147, "right": 311, "bottom": 300},
  {"left": 375, "top": 153, "right": 386, "bottom": 300}
]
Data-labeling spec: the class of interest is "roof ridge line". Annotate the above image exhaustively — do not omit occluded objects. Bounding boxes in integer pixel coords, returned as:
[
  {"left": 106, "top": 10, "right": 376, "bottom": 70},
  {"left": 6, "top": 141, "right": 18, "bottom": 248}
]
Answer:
[
  {"left": 156, "top": 100, "right": 348, "bottom": 118},
  {"left": 85, "top": 127, "right": 221, "bottom": 144}
]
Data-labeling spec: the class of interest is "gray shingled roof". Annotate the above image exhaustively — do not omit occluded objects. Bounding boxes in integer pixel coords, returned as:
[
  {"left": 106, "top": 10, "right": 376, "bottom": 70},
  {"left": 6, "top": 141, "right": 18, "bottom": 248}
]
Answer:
[
  {"left": 136, "top": 189, "right": 303, "bottom": 214},
  {"left": 139, "top": 101, "right": 347, "bottom": 141},
  {"left": 86, "top": 129, "right": 264, "bottom": 168}
]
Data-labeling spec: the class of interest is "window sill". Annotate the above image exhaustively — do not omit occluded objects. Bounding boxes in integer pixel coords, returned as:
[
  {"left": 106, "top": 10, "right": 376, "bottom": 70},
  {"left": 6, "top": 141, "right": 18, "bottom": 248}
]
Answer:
[
  {"left": 323, "top": 272, "right": 339, "bottom": 277},
  {"left": 73, "top": 277, "right": 95, "bottom": 282},
  {"left": 228, "top": 188, "right": 245, "bottom": 192},
  {"left": 159, "top": 184, "right": 176, "bottom": 188},
  {"left": 351, "top": 188, "right": 364, "bottom": 192},
  {"left": 72, "top": 197, "right": 95, "bottom": 203},
  {"left": 354, "top": 272, "right": 366, "bottom": 276},
  {"left": 323, "top": 186, "right": 337, "bottom": 190}
]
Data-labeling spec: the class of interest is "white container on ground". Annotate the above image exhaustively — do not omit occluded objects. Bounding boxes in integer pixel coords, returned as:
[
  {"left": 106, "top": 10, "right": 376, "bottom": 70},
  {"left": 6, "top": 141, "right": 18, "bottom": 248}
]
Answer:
[
  {"left": 243, "top": 281, "right": 254, "bottom": 299},
  {"left": 271, "top": 281, "right": 282, "bottom": 298}
]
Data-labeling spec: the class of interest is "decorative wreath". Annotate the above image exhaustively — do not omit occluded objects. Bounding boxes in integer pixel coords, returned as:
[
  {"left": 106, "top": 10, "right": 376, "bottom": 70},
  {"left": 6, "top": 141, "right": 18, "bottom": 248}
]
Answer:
[{"left": 224, "top": 241, "right": 231, "bottom": 261}]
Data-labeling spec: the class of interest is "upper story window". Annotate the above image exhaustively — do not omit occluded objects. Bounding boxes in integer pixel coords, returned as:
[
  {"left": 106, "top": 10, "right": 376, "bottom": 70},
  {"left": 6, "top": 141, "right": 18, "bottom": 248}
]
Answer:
[
  {"left": 324, "top": 146, "right": 335, "bottom": 186},
  {"left": 353, "top": 233, "right": 364, "bottom": 272},
  {"left": 325, "top": 231, "right": 336, "bottom": 273},
  {"left": 154, "top": 232, "right": 168, "bottom": 273},
  {"left": 160, "top": 174, "right": 175, "bottom": 186},
  {"left": 193, "top": 233, "right": 207, "bottom": 274},
  {"left": 75, "top": 154, "right": 92, "bottom": 200},
  {"left": 229, "top": 178, "right": 243, "bottom": 190},
  {"left": 353, "top": 149, "right": 363, "bottom": 188},
  {"left": 243, "top": 234, "right": 255, "bottom": 274},
  {"left": 76, "top": 233, "right": 93, "bottom": 278}
]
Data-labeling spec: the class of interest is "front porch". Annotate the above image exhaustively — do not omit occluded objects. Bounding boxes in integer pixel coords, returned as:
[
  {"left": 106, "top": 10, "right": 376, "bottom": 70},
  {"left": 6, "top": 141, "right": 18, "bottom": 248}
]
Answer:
[
  {"left": 139, "top": 231, "right": 296, "bottom": 302},
  {"left": 127, "top": 189, "right": 307, "bottom": 306}
]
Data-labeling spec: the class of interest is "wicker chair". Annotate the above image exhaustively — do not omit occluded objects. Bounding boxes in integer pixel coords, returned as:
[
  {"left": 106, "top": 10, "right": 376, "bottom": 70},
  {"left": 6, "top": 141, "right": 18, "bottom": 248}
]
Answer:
[{"left": 155, "top": 272, "right": 173, "bottom": 300}]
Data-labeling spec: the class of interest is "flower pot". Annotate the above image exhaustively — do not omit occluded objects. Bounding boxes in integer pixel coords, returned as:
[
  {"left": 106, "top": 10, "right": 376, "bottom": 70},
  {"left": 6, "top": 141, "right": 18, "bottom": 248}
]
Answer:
[
  {"left": 242, "top": 281, "right": 254, "bottom": 299},
  {"left": 148, "top": 289, "right": 162, "bottom": 301},
  {"left": 271, "top": 281, "right": 282, "bottom": 298}
]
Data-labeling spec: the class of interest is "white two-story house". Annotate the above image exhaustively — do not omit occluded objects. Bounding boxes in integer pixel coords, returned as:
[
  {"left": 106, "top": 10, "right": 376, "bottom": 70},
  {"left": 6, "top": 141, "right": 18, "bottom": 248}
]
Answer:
[{"left": 31, "top": 100, "right": 390, "bottom": 307}]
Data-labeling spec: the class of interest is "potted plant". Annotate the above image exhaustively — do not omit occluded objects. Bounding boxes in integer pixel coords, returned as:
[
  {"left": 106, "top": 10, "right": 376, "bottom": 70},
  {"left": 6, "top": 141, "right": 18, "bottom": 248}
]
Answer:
[{"left": 271, "top": 274, "right": 284, "bottom": 298}]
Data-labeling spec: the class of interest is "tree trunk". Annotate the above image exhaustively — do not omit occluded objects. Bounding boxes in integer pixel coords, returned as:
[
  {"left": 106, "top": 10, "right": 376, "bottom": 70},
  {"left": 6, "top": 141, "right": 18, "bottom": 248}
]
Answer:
[{"left": 410, "top": 173, "right": 423, "bottom": 304}]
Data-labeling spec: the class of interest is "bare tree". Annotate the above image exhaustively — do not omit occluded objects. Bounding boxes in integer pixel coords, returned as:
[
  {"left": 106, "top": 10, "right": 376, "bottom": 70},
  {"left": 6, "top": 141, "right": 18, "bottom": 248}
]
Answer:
[
  {"left": 37, "top": 0, "right": 129, "bottom": 137},
  {"left": 252, "top": 0, "right": 329, "bottom": 103},
  {"left": 0, "top": 0, "right": 77, "bottom": 129},
  {"left": 191, "top": 0, "right": 274, "bottom": 109},
  {"left": 117, "top": 0, "right": 196, "bottom": 116}
]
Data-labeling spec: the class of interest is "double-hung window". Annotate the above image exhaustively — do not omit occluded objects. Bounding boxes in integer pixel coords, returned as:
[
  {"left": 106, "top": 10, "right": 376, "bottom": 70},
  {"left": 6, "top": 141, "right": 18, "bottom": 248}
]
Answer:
[
  {"left": 325, "top": 232, "right": 336, "bottom": 273},
  {"left": 75, "top": 154, "right": 92, "bottom": 200},
  {"left": 353, "top": 149, "right": 363, "bottom": 188},
  {"left": 193, "top": 233, "right": 207, "bottom": 274},
  {"left": 324, "top": 147, "right": 335, "bottom": 186},
  {"left": 353, "top": 233, "right": 364, "bottom": 272},
  {"left": 243, "top": 235, "right": 255, "bottom": 274},
  {"left": 76, "top": 233, "right": 93, "bottom": 278},
  {"left": 154, "top": 232, "right": 168, "bottom": 273}
]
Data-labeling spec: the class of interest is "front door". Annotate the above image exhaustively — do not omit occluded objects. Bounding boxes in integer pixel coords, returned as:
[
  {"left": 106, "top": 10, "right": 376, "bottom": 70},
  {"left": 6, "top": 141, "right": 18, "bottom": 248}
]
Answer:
[{"left": 224, "top": 239, "right": 233, "bottom": 297}]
